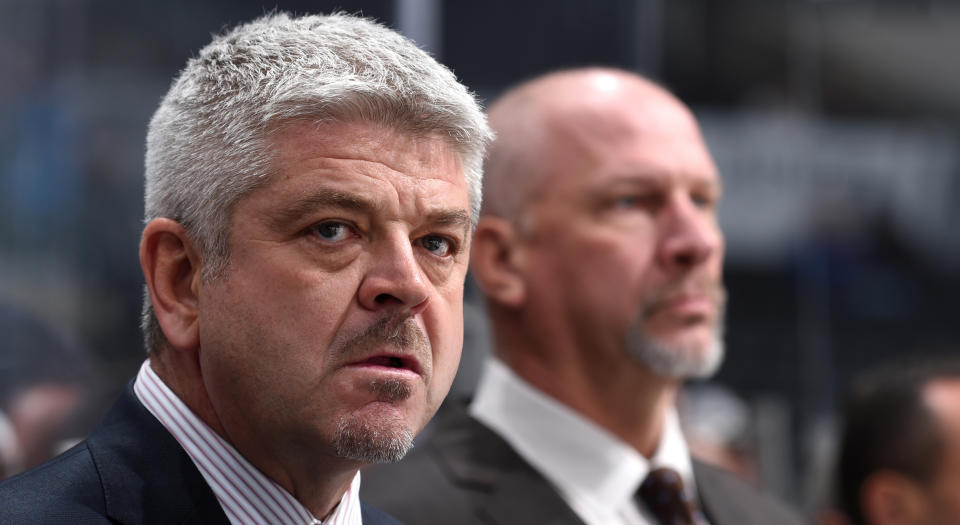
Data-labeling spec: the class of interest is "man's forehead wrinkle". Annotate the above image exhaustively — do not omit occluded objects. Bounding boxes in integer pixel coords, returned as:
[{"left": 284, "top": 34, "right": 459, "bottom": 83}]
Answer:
[
  {"left": 272, "top": 143, "right": 465, "bottom": 199},
  {"left": 281, "top": 151, "right": 406, "bottom": 175},
  {"left": 272, "top": 121, "right": 461, "bottom": 179}
]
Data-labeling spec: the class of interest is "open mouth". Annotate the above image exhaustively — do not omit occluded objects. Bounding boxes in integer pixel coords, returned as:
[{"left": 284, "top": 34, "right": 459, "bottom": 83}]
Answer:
[{"left": 352, "top": 355, "right": 421, "bottom": 376}]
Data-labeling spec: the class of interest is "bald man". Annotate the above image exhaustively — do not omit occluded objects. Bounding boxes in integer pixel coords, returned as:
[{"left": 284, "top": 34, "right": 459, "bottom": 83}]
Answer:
[{"left": 362, "top": 68, "right": 800, "bottom": 525}]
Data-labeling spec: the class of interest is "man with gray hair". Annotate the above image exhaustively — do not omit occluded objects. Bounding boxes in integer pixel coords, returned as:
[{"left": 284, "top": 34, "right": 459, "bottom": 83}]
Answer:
[
  {"left": 363, "top": 68, "right": 800, "bottom": 525},
  {"left": 0, "top": 12, "right": 490, "bottom": 524}
]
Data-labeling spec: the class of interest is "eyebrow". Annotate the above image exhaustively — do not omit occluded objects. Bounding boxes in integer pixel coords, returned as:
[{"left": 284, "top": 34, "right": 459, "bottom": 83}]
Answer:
[
  {"left": 267, "top": 189, "right": 379, "bottom": 231},
  {"left": 266, "top": 188, "right": 472, "bottom": 236},
  {"left": 590, "top": 173, "right": 721, "bottom": 195},
  {"left": 585, "top": 175, "right": 664, "bottom": 197},
  {"left": 425, "top": 209, "right": 473, "bottom": 237}
]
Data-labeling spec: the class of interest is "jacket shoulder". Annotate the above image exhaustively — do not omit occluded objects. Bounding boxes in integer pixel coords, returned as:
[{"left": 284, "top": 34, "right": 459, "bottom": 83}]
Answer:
[
  {"left": 360, "top": 502, "right": 405, "bottom": 525},
  {"left": 0, "top": 441, "right": 111, "bottom": 523},
  {"left": 694, "top": 460, "right": 805, "bottom": 525},
  {"left": 0, "top": 382, "right": 228, "bottom": 525}
]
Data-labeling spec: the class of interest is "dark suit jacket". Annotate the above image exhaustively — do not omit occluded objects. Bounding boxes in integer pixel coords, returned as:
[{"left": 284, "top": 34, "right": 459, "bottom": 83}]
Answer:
[
  {"left": 362, "top": 399, "right": 803, "bottom": 525},
  {"left": 0, "top": 383, "right": 401, "bottom": 525}
]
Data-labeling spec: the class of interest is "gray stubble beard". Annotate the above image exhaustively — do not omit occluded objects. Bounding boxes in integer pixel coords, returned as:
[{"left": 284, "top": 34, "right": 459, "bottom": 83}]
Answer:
[
  {"left": 332, "top": 413, "right": 414, "bottom": 464},
  {"left": 626, "top": 309, "right": 726, "bottom": 380},
  {"left": 332, "top": 378, "right": 416, "bottom": 464}
]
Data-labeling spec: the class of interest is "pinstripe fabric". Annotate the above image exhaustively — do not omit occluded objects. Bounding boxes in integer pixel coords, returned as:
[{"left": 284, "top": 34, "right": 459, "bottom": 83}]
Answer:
[{"left": 134, "top": 360, "right": 363, "bottom": 525}]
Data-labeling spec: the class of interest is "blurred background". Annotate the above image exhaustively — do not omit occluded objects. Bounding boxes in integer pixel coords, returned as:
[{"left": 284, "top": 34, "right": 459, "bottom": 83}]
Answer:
[{"left": 2, "top": 0, "right": 958, "bottom": 517}]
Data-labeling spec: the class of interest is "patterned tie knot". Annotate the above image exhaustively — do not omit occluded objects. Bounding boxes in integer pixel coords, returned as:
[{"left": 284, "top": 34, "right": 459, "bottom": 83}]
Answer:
[{"left": 638, "top": 467, "right": 702, "bottom": 525}]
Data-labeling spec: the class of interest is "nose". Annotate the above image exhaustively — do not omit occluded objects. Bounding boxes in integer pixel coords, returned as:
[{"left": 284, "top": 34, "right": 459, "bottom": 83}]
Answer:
[
  {"left": 658, "top": 194, "right": 722, "bottom": 273},
  {"left": 357, "top": 232, "right": 431, "bottom": 315}
]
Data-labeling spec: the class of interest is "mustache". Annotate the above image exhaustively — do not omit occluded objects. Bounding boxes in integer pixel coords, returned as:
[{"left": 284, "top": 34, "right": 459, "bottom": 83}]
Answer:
[
  {"left": 329, "top": 314, "right": 433, "bottom": 379},
  {"left": 641, "top": 277, "right": 727, "bottom": 318}
]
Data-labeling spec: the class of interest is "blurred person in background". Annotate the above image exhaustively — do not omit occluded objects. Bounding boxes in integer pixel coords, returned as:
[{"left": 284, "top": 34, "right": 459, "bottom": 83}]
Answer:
[
  {"left": 834, "top": 357, "right": 960, "bottom": 525},
  {"left": 679, "top": 382, "right": 760, "bottom": 486},
  {"left": 0, "top": 11, "right": 491, "bottom": 524},
  {"left": 0, "top": 302, "right": 93, "bottom": 479},
  {"left": 363, "top": 67, "right": 801, "bottom": 525}
]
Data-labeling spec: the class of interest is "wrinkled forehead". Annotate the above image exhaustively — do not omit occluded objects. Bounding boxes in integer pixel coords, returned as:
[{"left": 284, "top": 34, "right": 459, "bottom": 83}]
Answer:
[
  {"left": 267, "top": 119, "right": 466, "bottom": 180},
  {"left": 219, "top": 119, "right": 470, "bottom": 228},
  {"left": 533, "top": 94, "right": 717, "bottom": 188}
]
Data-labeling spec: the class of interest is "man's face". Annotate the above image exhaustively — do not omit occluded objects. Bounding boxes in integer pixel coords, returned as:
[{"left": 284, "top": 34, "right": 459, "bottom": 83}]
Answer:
[
  {"left": 196, "top": 121, "right": 470, "bottom": 467},
  {"left": 522, "top": 81, "right": 725, "bottom": 380},
  {"left": 919, "top": 379, "right": 960, "bottom": 525}
]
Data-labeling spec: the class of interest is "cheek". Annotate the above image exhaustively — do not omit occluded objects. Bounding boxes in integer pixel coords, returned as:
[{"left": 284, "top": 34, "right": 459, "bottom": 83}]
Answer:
[
  {"left": 563, "top": 237, "right": 655, "bottom": 309},
  {"left": 200, "top": 265, "right": 354, "bottom": 385},
  {"left": 212, "top": 282, "right": 337, "bottom": 352},
  {"left": 255, "top": 258, "right": 361, "bottom": 329},
  {"left": 426, "top": 287, "right": 465, "bottom": 392}
]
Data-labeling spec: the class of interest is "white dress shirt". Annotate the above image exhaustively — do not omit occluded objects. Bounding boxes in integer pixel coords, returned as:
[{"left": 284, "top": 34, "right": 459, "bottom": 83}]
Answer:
[
  {"left": 470, "top": 357, "right": 704, "bottom": 525},
  {"left": 134, "top": 359, "right": 363, "bottom": 525}
]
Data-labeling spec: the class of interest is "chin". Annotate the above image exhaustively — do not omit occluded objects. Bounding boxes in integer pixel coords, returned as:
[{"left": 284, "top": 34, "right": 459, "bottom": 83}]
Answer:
[
  {"left": 332, "top": 407, "right": 415, "bottom": 464},
  {"left": 627, "top": 328, "right": 725, "bottom": 380}
]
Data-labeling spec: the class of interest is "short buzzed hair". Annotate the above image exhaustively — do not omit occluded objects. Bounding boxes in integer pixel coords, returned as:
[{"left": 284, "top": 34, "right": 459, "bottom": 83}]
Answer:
[
  {"left": 141, "top": 12, "right": 492, "bottom": 354},
  {"left": 837, "top": 357, "right": 960, "bottom": 525}
]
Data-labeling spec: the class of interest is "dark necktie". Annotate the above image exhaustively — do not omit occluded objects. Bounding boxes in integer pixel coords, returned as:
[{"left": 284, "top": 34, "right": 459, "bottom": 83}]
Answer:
[{"left": 637, "top": 467, "right": 707, "bottom": 525}]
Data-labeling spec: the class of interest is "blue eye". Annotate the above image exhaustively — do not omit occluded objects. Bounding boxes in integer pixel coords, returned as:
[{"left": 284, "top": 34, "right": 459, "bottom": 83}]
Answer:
[
  {"left": 421, "top": 235, "right": 453, "bottom": 257},
  {"left": 312, "top": 221, "right": 352, "bottom": 242},
  {"left": 614, "top": 194, "right": 660, "bottom": 210},
  {"left": 615, "top": 196, "right": 638, "bottom": 208},
  {"left": 691, "top": 194, "right": 715, "bottom": 209}
]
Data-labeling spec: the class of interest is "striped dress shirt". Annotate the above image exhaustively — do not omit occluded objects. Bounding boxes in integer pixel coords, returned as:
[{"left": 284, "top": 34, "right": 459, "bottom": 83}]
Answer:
[{"left": 134, "top": 359, "right": 363, "bottom": 525}]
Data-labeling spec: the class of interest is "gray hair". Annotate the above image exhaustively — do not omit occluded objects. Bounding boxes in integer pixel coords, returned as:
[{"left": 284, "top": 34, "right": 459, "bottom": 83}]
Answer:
[{"left": 141, "top": 12, "right": 492, "bottom": 354}]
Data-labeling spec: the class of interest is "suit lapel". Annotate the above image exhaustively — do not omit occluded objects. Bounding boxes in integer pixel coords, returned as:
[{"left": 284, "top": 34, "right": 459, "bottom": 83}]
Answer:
[
  {"left": 431, "top": 401, "right": 584, "bottom": 525},
  {"left": 361, "top": 502, "right": 404, "bottom": 525},
  {"left": 693, "top": 459, "right": 754, "bottom": 525},
  {"left": 481, "top": 467, "right": 586, "bottom": 525},
  {"left": 86, "top": 384, "right": 230, "bottom": 525},
  {"left": 695, "top": 460, "right": 804, "bottom": 525}
]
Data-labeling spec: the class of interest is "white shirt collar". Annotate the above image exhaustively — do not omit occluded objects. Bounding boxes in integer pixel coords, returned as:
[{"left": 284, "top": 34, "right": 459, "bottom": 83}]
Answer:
[
  {"left": 470, "top": 357, "right": 697, "bottom": 525},
  {"left": 134, "top": 359, "right": 363, "bottom": 525}
]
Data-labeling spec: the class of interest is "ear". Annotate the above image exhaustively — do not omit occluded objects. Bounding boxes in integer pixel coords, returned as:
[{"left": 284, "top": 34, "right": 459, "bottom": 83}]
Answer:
[
  {"left": 861, "top": 470, "right": 930, "bottom": 525},
  {"left": 470, "top": 216, "right": 526, "bottom": 308},
  {"left": 140, "top": 218, "right": 204, "bottom": 352}
]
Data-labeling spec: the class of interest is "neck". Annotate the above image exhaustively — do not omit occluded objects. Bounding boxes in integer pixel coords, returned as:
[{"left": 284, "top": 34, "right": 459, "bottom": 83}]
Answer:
[
  {"left": 148, "top": 351, "right": 360, "bottom": 519},
  {"left": 283, "top": 468, "right": 358, "bottom": 521},
  {"left": 493, "top": 315, "right": 680, "bottom": 458}
]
